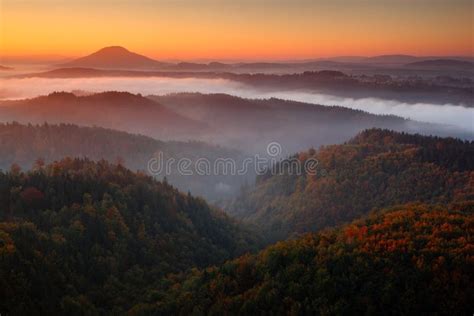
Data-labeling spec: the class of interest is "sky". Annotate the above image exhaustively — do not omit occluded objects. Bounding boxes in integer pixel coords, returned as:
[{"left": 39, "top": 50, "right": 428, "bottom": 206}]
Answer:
[{"left": 0, "top": 0, "right": 473, "bottom": 60}]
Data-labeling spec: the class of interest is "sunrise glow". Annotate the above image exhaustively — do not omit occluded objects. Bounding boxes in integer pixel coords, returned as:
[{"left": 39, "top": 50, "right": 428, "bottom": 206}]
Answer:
[{"left": 1, "top": 0, "right": 473, "bottom": 60}]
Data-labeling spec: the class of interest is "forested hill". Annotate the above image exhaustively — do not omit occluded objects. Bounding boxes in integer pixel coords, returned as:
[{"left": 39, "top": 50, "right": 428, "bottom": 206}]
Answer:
[
  {"left": 0, "top": 122, "right": 244, "bottom": 200},
  {"left": 0, "top": 159, "right": 259, "bottom": 314},
  {"left": 0, "top": 91, "right": 205, "bottom": 140},
  {"left": 151, "top": 92, "right": 468, "bottom": 154},
  {"left": 156, "top": 203, "right": 474, "bottom": 315},
  {"left": 0, "top": 122, "right": 163, "bottom": 171},
  {"left": 0, "top": 122, "right": 239, "bottom": 172},
  {"left": 228, "top": 129, "right": 474, "bottom": 241},
  {"left": 349, "top": 128, "right": 474, "bottom": 171}
]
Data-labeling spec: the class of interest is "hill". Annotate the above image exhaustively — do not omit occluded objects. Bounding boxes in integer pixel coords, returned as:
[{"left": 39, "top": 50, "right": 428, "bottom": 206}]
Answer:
[
  {"left": 1, "top": 92, "right": 469, "bottom": 157},
  {"left": 155, "top": 202, "right": 474, "bottom": 315},
  {"left": 0, "top": 122, "right": 163, "bottom": 170},
  {"left": 0, "top": 158, "right": 260, "bottom": 314},
  {"left": 153, "top": 92, "right": 405, "bottom": 153},
  {"left": 0, "top": 91, "right": 205, "bottom": 140},
  {"left": 0, "top": 122, "right": 246, "bottom": 200},
  {"left": 59, "top": 46, "right": 169, "bottom": 70},
  {"left": 150, "top": 93, "right": 454, "bottom": 154},
  {"left": 0, "top": 91, "right": 445, "bottom": 156},
  {"left": 227, "top": 129, "right": 474, "bottom": 241}
]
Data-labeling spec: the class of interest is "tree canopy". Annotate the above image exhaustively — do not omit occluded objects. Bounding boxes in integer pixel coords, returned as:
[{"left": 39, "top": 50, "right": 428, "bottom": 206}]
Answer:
[
  {"left": 156, "top": 202, "right": 474, "bottom": 315},
  {"left": 0, "top": 158, "right": 259, "bottom": 314},
  {"left": 228, "top": 128, "right": 474, "bottom": 242}
]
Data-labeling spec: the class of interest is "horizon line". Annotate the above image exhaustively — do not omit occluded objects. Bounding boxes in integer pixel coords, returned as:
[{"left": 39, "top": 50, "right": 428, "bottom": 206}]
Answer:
[{"left": 2, "top": 53, "right": 474, "bottom": 64}]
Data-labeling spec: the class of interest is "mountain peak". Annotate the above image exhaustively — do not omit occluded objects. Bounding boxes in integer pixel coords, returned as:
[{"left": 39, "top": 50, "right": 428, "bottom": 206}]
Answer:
[
  {"left": 60, "top": 46, "right": 168, "bottom": 70},
  {"left": 96, "top": 46, "right": 131, "bottom": 54}
]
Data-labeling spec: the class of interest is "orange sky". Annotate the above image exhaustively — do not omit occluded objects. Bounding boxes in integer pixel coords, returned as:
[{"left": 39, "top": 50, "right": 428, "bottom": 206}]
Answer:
[{"left": 1, "top": 0, "right": 473, "bottom": 60}]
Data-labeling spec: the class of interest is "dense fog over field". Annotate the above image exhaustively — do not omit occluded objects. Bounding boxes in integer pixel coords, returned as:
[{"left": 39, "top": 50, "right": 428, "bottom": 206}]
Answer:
[{"left": 0, "top": 76, "right": 472, "bottom": 131}]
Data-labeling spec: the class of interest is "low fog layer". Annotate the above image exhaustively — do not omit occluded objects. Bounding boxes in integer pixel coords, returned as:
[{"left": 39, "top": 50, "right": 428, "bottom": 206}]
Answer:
[
  {"left": 1, "top": 76, "right": 472, "bottom": 131},
  {"left": 252, "top": 91, "right": 474, "bottom": 131}
]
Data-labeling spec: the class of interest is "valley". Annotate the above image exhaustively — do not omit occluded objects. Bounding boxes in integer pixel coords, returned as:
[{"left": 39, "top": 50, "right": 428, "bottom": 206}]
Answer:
[{"left": 1, "top": 1, "right": 473, "bottom": 312}]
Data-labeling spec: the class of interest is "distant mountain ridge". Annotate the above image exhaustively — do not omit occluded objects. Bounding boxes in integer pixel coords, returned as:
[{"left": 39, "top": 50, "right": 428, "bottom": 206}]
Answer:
[
  {"left": 150, "top": 92, "right": 469, "bottom": 153},
  {"left": 0, "top": 91, "right": 206, "bottom": 140},
  {"left": 50, "top": 46, "right": 474, "bottom": 71},
  {"left": 14, "top": 66, "right": 474, "bottom": 107},
  {"left": 0, "top": 91, "right": 467, "bottom": 156},
  {"left": 362, "top": 54, "right": 421, "bottom": 64}
]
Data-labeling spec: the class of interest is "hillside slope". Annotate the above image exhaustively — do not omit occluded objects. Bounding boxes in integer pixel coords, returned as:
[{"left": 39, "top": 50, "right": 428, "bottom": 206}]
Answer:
[
  {"left": 0, "top": 159, "right": 259, "bottom": 314},
  {"left": 155, "top": 203, "right": 474, "bottom": 315},
  {"left": 0, "top": 122, "right": 244, "bottom": 199},
  {"left": 227, "top": 129, "right": 474, "bottom": 241},
  {"left": 0, "top": 92, "right": 205, "bottom": 140},
  {"left": 151, "top": 93, "right": 459, "bottom": 154}
]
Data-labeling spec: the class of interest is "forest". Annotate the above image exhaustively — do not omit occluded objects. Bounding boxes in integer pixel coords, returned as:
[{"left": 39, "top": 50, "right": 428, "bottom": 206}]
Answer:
[
  {"left": 0, "top": 122, "right": 246, "bottom": 200},
  {"left": 0, "top": 128, "right": 472, "bottom": 314},
  {"left": 0, "top": 0, "right": 474, "bottom": 316},
  {"left": 154, "top": 202, "right": 474, "bottom": 315},
  {"left": 228, "top": 129, "right": 474, "bottom": 242},
  {"left": 2, "top": 1, "right": 473, "bottom": 314},
  {"left": 0, "top": 158, "right": 259, "bottom": 314}
]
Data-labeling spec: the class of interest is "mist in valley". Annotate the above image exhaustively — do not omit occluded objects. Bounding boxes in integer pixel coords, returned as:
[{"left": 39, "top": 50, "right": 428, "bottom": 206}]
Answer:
[{"left": 1, "top": 76, "right": 472, "bottom": 133}]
